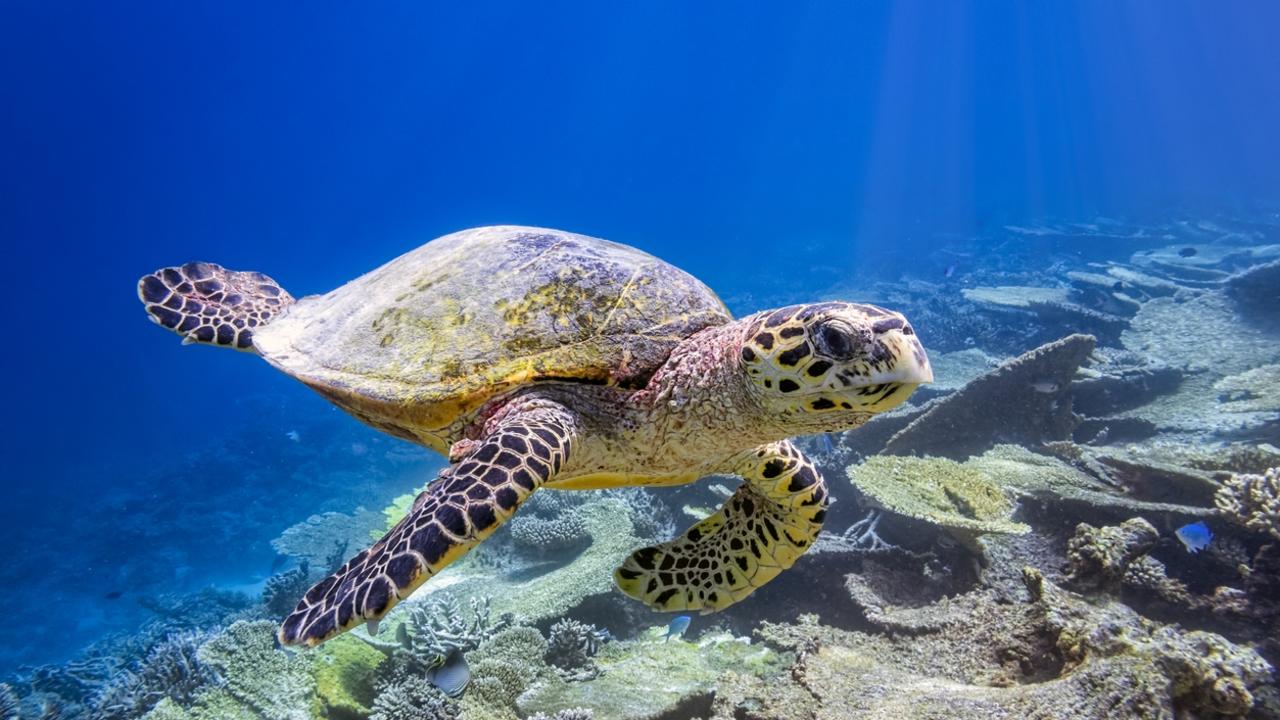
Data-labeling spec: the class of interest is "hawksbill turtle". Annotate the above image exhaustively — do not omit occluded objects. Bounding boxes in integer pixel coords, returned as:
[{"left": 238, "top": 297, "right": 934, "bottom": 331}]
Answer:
[{"left": 138, "top": 226, "right": 933, "bottom": 646}]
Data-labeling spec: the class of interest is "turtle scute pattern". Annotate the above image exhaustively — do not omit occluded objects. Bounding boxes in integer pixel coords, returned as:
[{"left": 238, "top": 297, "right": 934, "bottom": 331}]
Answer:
[
  {"left": 279, "top": 406, "right": 575, "bottom": 646},
  {"left": 138, "top": 262, "right": 293, "bottom": 350},
  {"left": 614, "top": 440, "right": 828, "bottom": 612}
]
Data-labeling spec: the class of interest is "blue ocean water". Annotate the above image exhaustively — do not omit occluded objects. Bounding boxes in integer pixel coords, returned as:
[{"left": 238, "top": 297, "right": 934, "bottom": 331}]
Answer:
[{"left": 2, "top": 2, "right": 1279, "bottom": 715}]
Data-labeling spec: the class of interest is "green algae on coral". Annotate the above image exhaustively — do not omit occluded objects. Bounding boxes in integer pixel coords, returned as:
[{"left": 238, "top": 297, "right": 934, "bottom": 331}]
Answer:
[
  {"left": 309, "top": 634, "right": 387, "bottom": 719},
  {"left": 846, "top": 455, "right": 1030, "bottom": 536}
]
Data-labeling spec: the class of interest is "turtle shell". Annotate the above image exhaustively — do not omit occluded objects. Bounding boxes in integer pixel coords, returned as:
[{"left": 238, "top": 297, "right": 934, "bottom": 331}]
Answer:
[{"left": 253, "top": 226, "right": 731, "bottom": 449}]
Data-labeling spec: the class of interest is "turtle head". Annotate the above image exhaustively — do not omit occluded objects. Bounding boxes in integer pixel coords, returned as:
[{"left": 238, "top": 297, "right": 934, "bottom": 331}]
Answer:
[{"left": 738, "top": 303, "right": 933, "bottom": 432}]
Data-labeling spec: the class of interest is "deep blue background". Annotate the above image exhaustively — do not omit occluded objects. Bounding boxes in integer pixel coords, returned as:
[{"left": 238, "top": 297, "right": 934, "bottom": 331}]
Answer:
[{"left": 1, "top": 1, "right": 1277, "bottom": 666}]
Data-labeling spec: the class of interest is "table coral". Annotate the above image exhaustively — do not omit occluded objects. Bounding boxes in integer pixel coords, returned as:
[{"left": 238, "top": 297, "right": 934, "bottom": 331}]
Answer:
[
  {"left": 846, "top": 455, "right": 1030, "bottom": 537},
  {"left": 882, "top": 334, "right": 1096, "bottom": 458}
]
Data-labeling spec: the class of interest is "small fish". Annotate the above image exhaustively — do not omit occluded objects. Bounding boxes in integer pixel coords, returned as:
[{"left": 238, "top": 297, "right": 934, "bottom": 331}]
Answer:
[
  {"left": 1029, "top": 380, "right": 1060, "bottom": 394},
  {"left": 1175, "top": 521, "right": 1213, "bottom": 553},
  {"left": 1178, "top": 247, "right": 1198, "bottom": 258},
  {"left": 665, "top": 615, "right": 691, "bottom": 642},
  {"left": 427, "top": 650, "right": 471, "bottom": 697},
  {"left": 103, "top": 591, "right": 124, "bottom": 600},
  {"left": 286, "top": 430, "right": 301, "bottom": 442}
]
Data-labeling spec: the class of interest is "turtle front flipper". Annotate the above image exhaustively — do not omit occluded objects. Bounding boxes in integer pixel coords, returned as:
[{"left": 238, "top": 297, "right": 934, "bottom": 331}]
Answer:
[
  {"left": 278, "top": 404, "right": 577, "bottom": 647},
  {"left": 137, "top": 262, "right": 294, "bottom": 351},
  {"left": 614, "top": 440, "right": 827, "bottom": 613}
]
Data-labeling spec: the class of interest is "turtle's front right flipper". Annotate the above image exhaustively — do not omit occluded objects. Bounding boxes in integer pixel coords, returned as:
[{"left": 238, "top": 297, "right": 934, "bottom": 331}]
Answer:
[
  {"left": 137, "top": 262, "right": 294, "bottom": 351},
  {"left": 278, "top": 404, "right": 577, "bottom": 647}
]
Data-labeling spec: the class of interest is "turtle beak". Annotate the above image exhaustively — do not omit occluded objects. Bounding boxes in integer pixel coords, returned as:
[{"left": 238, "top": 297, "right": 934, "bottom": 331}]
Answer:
[
  {"left": 849, "top": 328, "right": 931, "bottom": 414},
  {"left": 867, "top": 328, "right": 933, "bottom": 387}
]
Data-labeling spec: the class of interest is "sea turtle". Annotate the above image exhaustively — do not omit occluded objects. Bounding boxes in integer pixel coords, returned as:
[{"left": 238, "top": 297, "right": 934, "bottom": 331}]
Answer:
[{"left": 138, "top": 226, "right": 933, "bottom": 647}]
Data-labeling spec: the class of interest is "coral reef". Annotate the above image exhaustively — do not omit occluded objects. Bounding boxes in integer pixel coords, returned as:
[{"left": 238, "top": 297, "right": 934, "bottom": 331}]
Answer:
[
  {"left": 193, "top": 620, "right": 315, "bottom": 720},
  {"left": 271, "top": 509, "right": 384, "bottom": 573},
  {"left": 1214, "top": 364, "right": 1280, "bottom": 414},
  {"left": 90, "top": 631, "right": 220, "bottom": 720},
  {"left": 262, "top": 563, "right": 311, "bottom": 619},
  {"left": 359, "top": 595, "right": 513, "bottom": 676},
  {"left": 712, "top": 571, "right": 1273, "bottom": 719},
  {"left": 526, "top": 710, "right": 594, "bottom": 720},
  {"left": 600, "top": 488, "right": 676, "bottom": 543},
  {"left": 970, "top": 444, "right": 1209, "bottom": 519},
  {"left": 545, "top": 619, "right": 611, "bottom": 680},
  {"left": 518, "top": 631, "right": 786, "bottom": 720},
  {"left": 1225, "top": 258, "right": 1280, "bottom": 330},
  {"left": 510, "top": 513, "right": 592, "bottom": 555},
  {"left": 310, "top": 634, "right": 387, "bottom": 718},
  {"left": 842, "top": 558, "right": 971, "bottom": 633},
  {"left": 461, "top": 626, "right": 552, "bottom": 719},
  {"left": 846, "top": 455, "right": 1030, "bottom": 538},
  {"left": 962, "top": 286, "right": 1128, "bottom": 345},
  {"left": 368, "top": 669, "right": 457, "bottom": 720},
  {"left": 1216, "top": 467, "right": 1280, "bottom": 540},
  {"left": 1064, "top": 518, "right": 1158, "bottom": 591},
  {"left": 0, "top": 684, "right": 17, "bottom": 720},
  {"left": 882, "top": 334, "right": 1097, "bottom": 458}
]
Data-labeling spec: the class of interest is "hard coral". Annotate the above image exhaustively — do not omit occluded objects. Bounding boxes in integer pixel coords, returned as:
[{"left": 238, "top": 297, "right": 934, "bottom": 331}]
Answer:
[
  {"left": 91, "top": 630, "right": 220, "bottom": 720},
  {"left": 846, "top": 455, "right": 1029, "bottom": 537},
  {"left": 881, "top": 334, "right": 1096, "bottom": 458},
  {"left": 396, "top": 596, "right": 513, "bottom": 672},
  {"left": 545, "top": 619, "right": 611, "bottom": 680},
  {"left": 1064, "top": 518, "right": 1158, "bottom": 591},
  {"left": 196, "top": 620, "right": 314, "bottom": 720},
  {"left": 369, "top": 670, "right": 457, "bottom": 720},
  {"left": 510, "top": 514, "right": 592, "bottom": 554},
  {"left": 1216, "top": 467, "right": 1280, "bottom": 540},
  {"left": 0, "top": 684, "right": 17, "bottom": 720}
]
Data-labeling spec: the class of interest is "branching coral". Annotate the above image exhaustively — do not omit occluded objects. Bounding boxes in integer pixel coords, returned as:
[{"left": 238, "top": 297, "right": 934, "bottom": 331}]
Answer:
[
  {"left": 394, "top": 596, "right": 514, "bottom": 672},
  {"left": 461, "top": 626, "right": 551, "bottom": 718},
  {"left": 368, "top": 670, "right": 458, "bottom": 720},
  {"left": 196, "top": 620, "right": 314, "bottom": 720},
  {"left": 0, "top": 684, "right": 18, "bottom": 720},
  {"left": 545, "top": 619, "right": 611, "bottom": 680},
  {"left": 601, "top": 487, "right": 677, "bottom": 542},
  {"left": 91, "top": 630, "right": 220, "bottom": 720},
  {"left": 262, "top": 562, "right": 310, "bottom": 618},
  {"left": 1215, "top": 467, "right": 1280, "bottom": 540}
]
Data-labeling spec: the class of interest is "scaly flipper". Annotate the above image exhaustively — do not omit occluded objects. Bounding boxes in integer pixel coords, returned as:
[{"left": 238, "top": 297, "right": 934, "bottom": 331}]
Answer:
[
  {"left": 137, "top": 262, "right": 293, "bottom": 351},
  {"left": 614, "top": 440, "right": 827, "bottom": 612},
  {"left": 278, "top": 405, "right": 577, "bottom": 646}
]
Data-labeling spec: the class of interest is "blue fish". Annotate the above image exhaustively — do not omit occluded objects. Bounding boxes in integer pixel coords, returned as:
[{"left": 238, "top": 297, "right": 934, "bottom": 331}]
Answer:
[
  {"left": 1175, "top": 521, "right": 1213, "bottom": 553},
  {"left": 665, "top": 615, "right": 691, "bottom": 642}
]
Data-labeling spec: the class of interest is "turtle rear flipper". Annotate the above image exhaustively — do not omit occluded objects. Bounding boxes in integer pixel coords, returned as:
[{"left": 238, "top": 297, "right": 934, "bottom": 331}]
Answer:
[
  {"left": 615, "top": 440, "right": 827, "bottom": 612},
  {"left": 137, "top": 262, "right": 294, "bottom": 351},
  {"left": 278, "top": 404, "right": 577, "bottom": 647}
]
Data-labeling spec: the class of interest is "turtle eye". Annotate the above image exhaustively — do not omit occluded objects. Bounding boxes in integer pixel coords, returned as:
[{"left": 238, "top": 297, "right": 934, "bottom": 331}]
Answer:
[{"left": 813, "top": 321, "right": 857, "bottom": 360}]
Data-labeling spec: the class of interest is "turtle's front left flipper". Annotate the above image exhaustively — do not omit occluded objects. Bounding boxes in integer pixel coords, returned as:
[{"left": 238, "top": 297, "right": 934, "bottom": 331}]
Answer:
[
  {"left": 278, "top": 404, "right": 577, "bottom": 647},
  {"left": 614, "top": 440, "right": 827, "bottom": 613}
]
